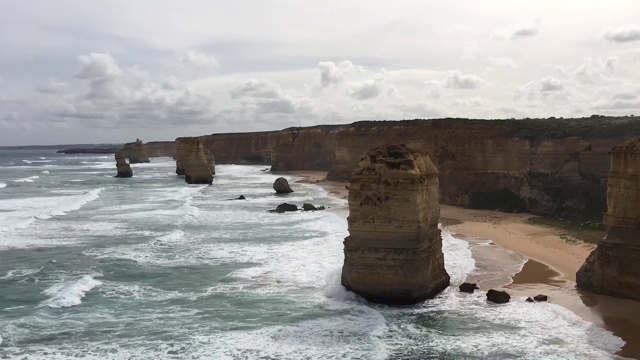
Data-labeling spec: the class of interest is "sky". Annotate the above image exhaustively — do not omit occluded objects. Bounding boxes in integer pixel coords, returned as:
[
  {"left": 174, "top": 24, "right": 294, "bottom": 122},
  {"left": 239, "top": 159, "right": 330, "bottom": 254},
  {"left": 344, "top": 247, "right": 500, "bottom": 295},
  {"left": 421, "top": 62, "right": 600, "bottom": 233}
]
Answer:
[{"left": 0, "top": 1, "right": 639, "bottom": 145}]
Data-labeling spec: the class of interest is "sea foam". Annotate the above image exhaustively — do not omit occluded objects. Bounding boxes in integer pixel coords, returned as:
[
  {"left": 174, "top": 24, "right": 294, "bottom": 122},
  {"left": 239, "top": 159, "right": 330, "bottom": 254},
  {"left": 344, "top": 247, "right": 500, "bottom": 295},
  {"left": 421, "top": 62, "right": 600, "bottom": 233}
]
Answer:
[
  {"left": 39, "top": 275, "right": 102, "bottom": 308},
  {"left": 13, "top": 175, "right": 39, "bottom": 183}
]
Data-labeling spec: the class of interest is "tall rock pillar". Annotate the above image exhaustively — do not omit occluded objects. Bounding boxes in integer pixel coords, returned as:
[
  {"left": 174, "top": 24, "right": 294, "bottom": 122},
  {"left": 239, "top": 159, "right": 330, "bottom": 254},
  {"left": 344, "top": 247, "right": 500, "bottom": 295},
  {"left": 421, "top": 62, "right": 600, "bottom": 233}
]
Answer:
[
  {"left": 577, "top": 137, "right": 640, "bottom": 300},
  {"left": 341, "top": 144, "right": 450, "bottom": 304},
  {"left": 184, "top": 139, "right": 213, "bottom": 185},
  {"left": 114, "top": 150, "right": 133, "bottom": 178}
]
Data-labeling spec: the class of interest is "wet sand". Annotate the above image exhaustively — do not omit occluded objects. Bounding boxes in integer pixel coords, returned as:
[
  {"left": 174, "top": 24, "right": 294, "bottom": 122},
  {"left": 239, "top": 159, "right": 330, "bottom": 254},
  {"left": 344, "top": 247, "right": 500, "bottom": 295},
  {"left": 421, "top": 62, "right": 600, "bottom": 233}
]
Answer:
[{"left": 288, "top": 170, "right": 640, "bottom": 359}]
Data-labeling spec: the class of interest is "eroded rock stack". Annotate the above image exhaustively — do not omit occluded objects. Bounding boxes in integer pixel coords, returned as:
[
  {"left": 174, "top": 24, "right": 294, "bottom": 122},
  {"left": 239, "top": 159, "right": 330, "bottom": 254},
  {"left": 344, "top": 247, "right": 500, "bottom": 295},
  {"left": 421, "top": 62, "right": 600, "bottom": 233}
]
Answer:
[
  {"left": 577, "top": 137, "right": 640, "bottom": 300},
  {"left": 341, "top": 144, "right": 450, "bottom": 304},
  {"left": 203, "top": 148, "right": 215, "bottom": 175},
  {"left": 273, "top": 177, "right": 293, "bottom": 193},
  {"left": 183, "top": 139, "right": 213, "bottom": 184},
  {"left": 128, "top": 138, "right": 151, "bottom": 163},
  {"left": 114, "top": 151, "right": 133, "bottom": 178},
  {"left": 175, "top": 137, "right": 190, "bottom": 175}
]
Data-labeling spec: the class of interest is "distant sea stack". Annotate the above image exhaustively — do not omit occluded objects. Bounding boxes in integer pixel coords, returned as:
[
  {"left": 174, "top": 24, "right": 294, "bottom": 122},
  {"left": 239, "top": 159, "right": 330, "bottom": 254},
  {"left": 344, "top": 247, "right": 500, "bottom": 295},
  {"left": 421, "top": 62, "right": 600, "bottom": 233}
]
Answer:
[
  {"left": 183, "top": 138, "right": 213, "bottom": 185},
  {"left": 577, "top": 137, "right": 640, "bottom": 300},
  {"left": 128, "top": 138, "right": 151, "bottom": 164},
  {"left": 114, "top": 151, "right": 133, "bottom": 178},
  {"left": 175, "top": 137, "right": 190, "bottom": 175},
  {"left": 341, "top": 144, "right": 450, "bottom": 304}
]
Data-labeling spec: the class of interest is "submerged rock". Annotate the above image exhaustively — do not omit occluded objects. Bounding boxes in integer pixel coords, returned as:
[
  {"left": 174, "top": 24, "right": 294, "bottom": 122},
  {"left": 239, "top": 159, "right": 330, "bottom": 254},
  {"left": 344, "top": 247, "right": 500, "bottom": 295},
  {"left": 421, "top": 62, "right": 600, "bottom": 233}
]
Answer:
[
  {"left": 341, "top": 144, "right": 450, "bottom": 305},
  {"left": 459, "top": 282, "right": 479, "bottom": 293},
  {"left": 526, "top": 297, "right": 534, "bottom": 303},
  {"left": 273, "top": 177, "right": 293, "bottom": 193},
  {"left": 128, "top": 138, "right": 150, "bottom": 164},
  {"left": 486, "top": 289, "right": 510, "bottom": 304},
  {"left": 577, "top": 137, "right": 640, "bottom": 301},
  {"left": 269, "top": 203, "right": 298, "bottom": 213},
  {"left": 114, "top": 151, "right": 132, "bottom": 178},
  {"left": 234, "top": 195, "right": 246, "bottom": 200},
  {"left": 302, "top": 203, "right": 325, "bottom": 211}
]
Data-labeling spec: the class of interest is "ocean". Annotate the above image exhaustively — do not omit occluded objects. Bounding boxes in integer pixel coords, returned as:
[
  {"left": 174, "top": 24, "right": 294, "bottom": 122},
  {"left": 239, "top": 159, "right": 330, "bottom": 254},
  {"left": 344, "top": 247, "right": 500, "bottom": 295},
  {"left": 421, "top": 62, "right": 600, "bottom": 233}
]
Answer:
[{"left": 0, "top": 150, "right": 625, "bottom": 359}]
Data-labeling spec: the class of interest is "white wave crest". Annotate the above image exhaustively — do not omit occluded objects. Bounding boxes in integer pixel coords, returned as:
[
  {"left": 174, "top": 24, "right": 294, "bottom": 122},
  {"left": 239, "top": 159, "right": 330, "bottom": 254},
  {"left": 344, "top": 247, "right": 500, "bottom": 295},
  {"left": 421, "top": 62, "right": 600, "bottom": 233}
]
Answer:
[
  {"left": 41, "top": 170, "right": 50, "bottom": 174},
  {"left": 0, "top": 188, "right": 102, "bottom": 233},
  {"left": 13, "top": 175, "right": 39, "bottom": 183},
  {"left": 39, "top": 275, "right": 102, "bottom": 308},
  {"left": 0, "top": 182, "right": 5, "bottom": 189},
  {"left": 1, "top": 267, "right": 43, "bottom": 280}
]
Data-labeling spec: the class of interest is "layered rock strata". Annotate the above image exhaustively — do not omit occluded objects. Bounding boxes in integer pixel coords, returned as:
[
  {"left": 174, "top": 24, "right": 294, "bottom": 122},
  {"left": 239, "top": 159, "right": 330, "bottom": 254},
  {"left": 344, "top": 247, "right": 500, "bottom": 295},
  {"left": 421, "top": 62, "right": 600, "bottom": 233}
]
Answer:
[
  {"left": 114, "top": 151, "right": 133, "bottom": 178},
  {"left": 341, "top": 144, "right": 450, "bottom": 304},
  {"left": 128, "top": 138, "right": 151, "bottom": 163},
  {"left": 577, "top": 137, "right": 640, "bottom": 300},
  {"left": 183, "top": 139, "right": 213, "bottom": 184},
  {"left": 175, "top": 137, "right": 191, "bottom": 175}
]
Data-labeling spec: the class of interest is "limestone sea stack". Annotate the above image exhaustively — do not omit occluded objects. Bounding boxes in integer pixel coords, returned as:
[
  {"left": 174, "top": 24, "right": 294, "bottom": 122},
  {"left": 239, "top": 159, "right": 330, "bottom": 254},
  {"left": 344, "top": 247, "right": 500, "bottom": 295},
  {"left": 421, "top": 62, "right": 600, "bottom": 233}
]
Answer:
[
  {"left": 175, "top": 137, "right": 190, "bottom": 175},
  {"left": 577, "top": 137, "right": 640, "bottom": 300},
  {"left": 183, "top": 139, "right": 213, "bottom": 184},
  {"left": 204, "top": 148, "right": 216, "bottom": 175},
  {"left": 114, "top": 151, "right": 133, "bottom": 178},
  {"left": 128, "top": 138, "right": 151, "bottom": 164},
  {"left": 341, "top": 144, "right": 450, "bottom": 304}
]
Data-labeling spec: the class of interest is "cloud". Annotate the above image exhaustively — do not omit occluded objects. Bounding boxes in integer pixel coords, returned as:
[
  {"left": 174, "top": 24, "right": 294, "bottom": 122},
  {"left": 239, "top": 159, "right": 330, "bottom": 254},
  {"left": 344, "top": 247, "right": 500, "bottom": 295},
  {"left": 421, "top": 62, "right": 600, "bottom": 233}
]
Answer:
[
  {"left": 486, "top": 57, "right": 517, "bottom": 70},
  {"left": 318, "top": 61, "right": 362, "bottom": 87},
  {"left": 603, "top": 25, "right": 640, "bottom": 43},
  {"left": 454, "top": 96, "right": 489, "bottom": 106},
  {"left": 493, "top": 18, "right": 541, "bottom": 40},
  {"left": 36, "top": 79, "right": 69, "bottom": 94},
  {"left": 443, "top": 71, "right": 485, "bottom": 89},
  {"left": 75, "top": 53, "right": 121, "bottom": 79},
  {"left": 347, "top": 80, "right": 380, "bottom": 100},
  {"left": 180, "top": 51, "right": 219, "bottom": 75},
  {"left": 230, "top": 78, "right": 282, "bottom": 99},
  {"left": 539, "top": 76, "right": 563, "bottom": 92},
  {"left": 516, "top": 76, "right": 568, "bottom": 101}
]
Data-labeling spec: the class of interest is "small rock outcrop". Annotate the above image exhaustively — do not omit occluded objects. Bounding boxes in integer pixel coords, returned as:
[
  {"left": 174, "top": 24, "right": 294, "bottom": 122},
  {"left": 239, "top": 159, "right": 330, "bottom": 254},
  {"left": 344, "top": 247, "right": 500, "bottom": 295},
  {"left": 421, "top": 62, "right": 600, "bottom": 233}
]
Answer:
[
  {"left": 533, "top": 294, "right": 548, "bottom": 302},
  {"left": 269, "top": 203, "right": 298, "bottom": 213},
  {"left": 128, "top": 138, "right": 151, "bottom": 164},
  {"left": 577, "top": 137, "right": 640, "bottom": 301},
  {"left": 302, "top": 203, "right": 325, "bottom": 211},
  {"left": 114, "top": 151, "right": 132, "bottom": 178},
  {"left": 526, "top": 297, "right": 534, "bottom": 302},
  {"left": 486, "top": 289, "right": 510, "bottom": 304},
  {"left": 273, "top": 177, "right": 293, "bottom": 193},
  {"left": 459, "top": 283, "right": 479, "bottom": 293},
  {"left": 341, "top": 144, "right": 450, "bottom": 304},
  {"left": 234, "top": 195, "right": 246, "bottom": 200},
  {"left": 183, "top": 139, "right": 213, "bottom": 185}
]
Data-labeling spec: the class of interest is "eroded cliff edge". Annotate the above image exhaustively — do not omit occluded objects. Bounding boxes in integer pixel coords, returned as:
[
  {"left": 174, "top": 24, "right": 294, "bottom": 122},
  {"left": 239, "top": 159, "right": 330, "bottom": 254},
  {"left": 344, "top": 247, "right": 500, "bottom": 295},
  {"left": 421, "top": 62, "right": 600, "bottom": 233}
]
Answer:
[{"left": 577, "top": 137, "right": 640, "bottom": 300}]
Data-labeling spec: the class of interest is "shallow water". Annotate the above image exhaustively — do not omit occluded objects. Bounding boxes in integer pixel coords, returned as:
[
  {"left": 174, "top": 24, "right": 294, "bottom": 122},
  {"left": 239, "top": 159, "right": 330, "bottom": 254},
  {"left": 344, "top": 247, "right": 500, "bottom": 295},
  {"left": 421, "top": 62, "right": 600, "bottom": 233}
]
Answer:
[{"left": 0, "top": 150, "right": 625, "bottom": 359}]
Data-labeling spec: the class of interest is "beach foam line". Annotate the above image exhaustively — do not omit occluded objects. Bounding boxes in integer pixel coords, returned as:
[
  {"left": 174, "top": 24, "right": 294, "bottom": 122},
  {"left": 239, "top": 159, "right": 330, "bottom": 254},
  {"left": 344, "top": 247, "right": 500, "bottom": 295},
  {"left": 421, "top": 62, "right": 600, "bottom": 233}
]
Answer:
[{"left": 38, "top": 274, "right": 102, "bottom": 308}]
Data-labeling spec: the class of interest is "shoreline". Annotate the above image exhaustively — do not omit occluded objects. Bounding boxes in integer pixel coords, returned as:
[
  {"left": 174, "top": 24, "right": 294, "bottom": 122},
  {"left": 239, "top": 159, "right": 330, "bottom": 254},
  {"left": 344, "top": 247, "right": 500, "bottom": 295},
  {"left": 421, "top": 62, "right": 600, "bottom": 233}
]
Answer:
[{"left": 287, "top": 170, "right": 640, "bottom": 360}]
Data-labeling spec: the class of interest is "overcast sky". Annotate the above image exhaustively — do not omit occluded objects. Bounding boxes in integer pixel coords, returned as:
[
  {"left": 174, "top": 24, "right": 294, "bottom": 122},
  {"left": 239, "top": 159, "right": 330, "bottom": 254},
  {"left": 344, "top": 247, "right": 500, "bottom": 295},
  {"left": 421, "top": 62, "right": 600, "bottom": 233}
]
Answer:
[{"left": 1, "top": 1, "right": 639, "bottom": 145}]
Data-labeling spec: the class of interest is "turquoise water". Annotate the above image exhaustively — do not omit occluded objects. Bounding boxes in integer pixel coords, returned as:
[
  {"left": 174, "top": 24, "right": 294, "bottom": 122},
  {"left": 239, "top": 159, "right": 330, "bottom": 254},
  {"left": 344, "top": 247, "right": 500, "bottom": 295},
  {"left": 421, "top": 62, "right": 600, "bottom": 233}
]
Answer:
[{"left": 0, "top": 150, "right": 625, "bottom": 359}]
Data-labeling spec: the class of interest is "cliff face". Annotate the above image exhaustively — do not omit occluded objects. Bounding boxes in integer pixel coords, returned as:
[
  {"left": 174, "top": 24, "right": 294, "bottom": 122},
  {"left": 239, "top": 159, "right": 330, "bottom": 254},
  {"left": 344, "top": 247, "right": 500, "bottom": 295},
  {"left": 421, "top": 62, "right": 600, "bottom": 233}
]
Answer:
[
  {"left": 321, "top": 118, "right": 640, "bottom": 223},
  {"left": 270, "top": 126, "right": 342, "bottom": 171},
  {"left": 121, "top": 141, "right": 175, "bottom": 158},
  {"left": 198, "top": 132, "right": 274, "bottom": 165},
  {"left": 577, "top": 137, "right": 640, "bottom": 300},
  {"left": 341, "top": 144, "right": 450, "bottom": 304}
]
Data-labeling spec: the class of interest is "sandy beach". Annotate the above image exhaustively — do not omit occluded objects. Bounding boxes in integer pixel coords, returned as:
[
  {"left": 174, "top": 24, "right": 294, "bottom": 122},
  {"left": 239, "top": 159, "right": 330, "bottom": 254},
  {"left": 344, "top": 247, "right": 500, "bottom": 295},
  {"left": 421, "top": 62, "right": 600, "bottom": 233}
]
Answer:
[{"left": 287, "top": 170, "right": 640, "bottom": 359}]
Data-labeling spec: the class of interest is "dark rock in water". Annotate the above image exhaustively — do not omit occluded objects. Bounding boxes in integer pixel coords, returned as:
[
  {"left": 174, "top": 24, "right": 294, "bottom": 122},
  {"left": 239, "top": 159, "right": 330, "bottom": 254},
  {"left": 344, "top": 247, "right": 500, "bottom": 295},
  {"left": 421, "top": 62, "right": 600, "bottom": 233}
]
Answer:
[
  {"left": 486, "top": 289, "right": 510, "bottom": 304},
  {"left": 302, "top": 203, "right": 326, "bottom": 211},
  {"left": 273, "top": 177, "right": 293, "bottom": 193},
  {"left": 114, "top": 151, "right": 133, "bottom": 178},
  {"left": 261, "top": 168, "right": 270, "bottom": 172},
  {"left": 526, "top": 297, "right": 534, "bottom": 302},
  {"left": 269, "top": 203, "right": 298, "bottom": 213},
  {"left": 459, "top": 282, "right": 479, "bottom": 293},
  {"left": 235, "top": 195, "right": 246, "bottom": 200},
  {"left": 533, "top": 294, "right": 548, "bottom": 302}
]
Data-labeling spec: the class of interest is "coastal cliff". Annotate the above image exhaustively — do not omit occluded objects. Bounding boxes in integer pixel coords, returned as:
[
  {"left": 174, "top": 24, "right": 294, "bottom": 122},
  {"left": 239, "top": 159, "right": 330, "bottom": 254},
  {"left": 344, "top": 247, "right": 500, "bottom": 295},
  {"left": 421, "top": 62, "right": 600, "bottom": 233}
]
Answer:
[
  {"left": 577, "top": 137, "right": 640, "bottom": 300},
  {"left": 341, "top": 144, "right": 450, "bottom": 304}
]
